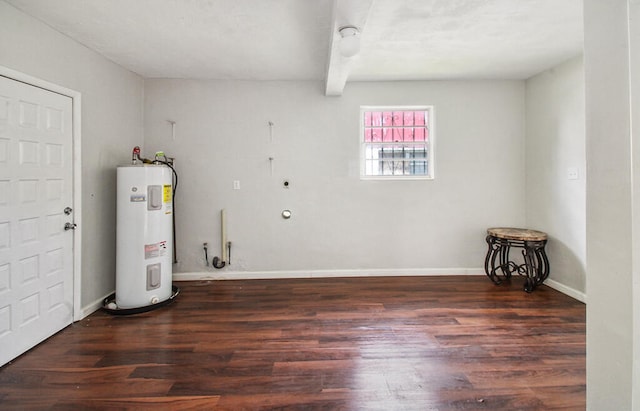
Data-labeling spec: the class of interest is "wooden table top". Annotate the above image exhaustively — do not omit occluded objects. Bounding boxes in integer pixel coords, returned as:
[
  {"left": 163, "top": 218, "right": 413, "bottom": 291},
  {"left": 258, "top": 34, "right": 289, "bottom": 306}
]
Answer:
[{"left": 487, "top": 227, "right": 547, "bottom": 241}]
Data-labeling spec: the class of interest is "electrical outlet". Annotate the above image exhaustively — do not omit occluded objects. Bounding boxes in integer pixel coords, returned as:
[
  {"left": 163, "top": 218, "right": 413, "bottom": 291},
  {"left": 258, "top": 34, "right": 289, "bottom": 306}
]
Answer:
[
  {"left": 233, "top": 180, "right": 240, "bottom": 190},
  {"left": 567, "top": 167, "right": 579, "bottom": 180}
]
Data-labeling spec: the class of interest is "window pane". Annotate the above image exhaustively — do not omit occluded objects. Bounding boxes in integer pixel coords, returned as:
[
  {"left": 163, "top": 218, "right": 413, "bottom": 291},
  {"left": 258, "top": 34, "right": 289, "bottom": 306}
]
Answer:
[
  {"left": 372, "top": 112, "right": 382, "bottom": 126},
  {"left": 383, "top": 112, "right": 393, "bottom": 126},
  {"left": 383, "top": 161, "right": 392, "bottom": 175},
  {"left": 365, "top": 128, "right": 372, "bottom": 142},
  {"left": 379, "top": 160, "right": 389, "bottom": 175},
  {"left": 410, "top": 160, "right": 427, "bottom": 175},
  {"left": 414, "top": 128, "right": 425, "bottom": 141},
  {"left": 371, "top": 128, "right": 382, "bottom": 142},
  {"left": 365, "top": 160, "right": 377, "bottom": 175},
  {"left": 364, "top": 111, "right": 372, "bottom": 127},
  {"left": 392, "top": 111, "right": 403, "bottom": 126},
  {"left": 379, "top": 160, "right": 396, "bottom": 175},
  {"left": 414, "top": 147, "right": 427, "bottom": 158},
  {"left": 403, "top": 128, "right": 414, "bottom": 142},
  {"left": 383, "top": 128, "right": 393, "bottom": 142},
  {"left": 404, "top": 111, "right": 414, "bottom": 126},
  {"left": 392, "top": 128, "right": 402, "bottom": 142},
  {"left": 414, "top": 111, "right": 425, "bottom": 126},
  {"left": 394, "top": 161, "right": 404, "bottom": 175}
]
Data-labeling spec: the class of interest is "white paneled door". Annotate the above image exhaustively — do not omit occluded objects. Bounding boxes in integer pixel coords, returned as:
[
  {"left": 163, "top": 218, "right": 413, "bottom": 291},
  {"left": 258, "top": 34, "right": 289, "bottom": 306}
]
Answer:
[{"left": 0, "top": 76, "right": 74, "bottom": 367}]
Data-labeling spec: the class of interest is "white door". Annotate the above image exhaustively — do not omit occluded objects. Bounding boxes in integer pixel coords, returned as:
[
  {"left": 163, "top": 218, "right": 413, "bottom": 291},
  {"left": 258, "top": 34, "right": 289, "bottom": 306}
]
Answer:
[{"left": 0, "top": 76, "right": 74, "bottom": 366}]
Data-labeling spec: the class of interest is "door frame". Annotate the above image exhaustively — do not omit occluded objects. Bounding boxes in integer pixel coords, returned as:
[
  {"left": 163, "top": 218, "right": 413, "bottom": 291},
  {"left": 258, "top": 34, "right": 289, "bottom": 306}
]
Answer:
[{"left": 0, "top": 65, "right": 83, "bottom": 321}]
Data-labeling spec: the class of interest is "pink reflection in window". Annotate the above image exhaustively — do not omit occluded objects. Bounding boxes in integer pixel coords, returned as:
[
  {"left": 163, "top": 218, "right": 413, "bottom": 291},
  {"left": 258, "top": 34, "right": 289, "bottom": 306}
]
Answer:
[
  {"left": 383, "top": 112, "right": 393, "bottom": 126},
  {"left": 403, "top": 128, "right": 414, "bottom": 141},
  {"left": 364, "top": 112, "right": 372, "bottom": 127},
  {"left": 372, "top": 112, "right": 382, "bottom": 126},
  {"left": 383, "top": 128, "right": 393, "bottom": 142},
  {"left": 371, "top": 128, "right": 382, "bottom": 142},
  {"left": 414, "top": 128, "right": 425, "bottom": 141},
  {"left": 393, "top": 112, "right": 403, "bottom": 126},
  {"left": 365, "top": 128, "right": 372, "bottom": 142},
  {"left": 404, "top": 112, "right": 414, "bottom": 126},
  {"left": 392, "top": 128, "right": 402, "bottom": 142},
  {"left": 415, "top": 111, "right": 425, "bottom": 126}
]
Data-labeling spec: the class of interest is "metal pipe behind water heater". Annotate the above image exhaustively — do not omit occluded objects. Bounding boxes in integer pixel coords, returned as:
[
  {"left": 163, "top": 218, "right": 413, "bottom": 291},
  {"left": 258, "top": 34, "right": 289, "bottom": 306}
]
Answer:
[{"left": 116, "top": 164, "right": 173, "bottom": 309}]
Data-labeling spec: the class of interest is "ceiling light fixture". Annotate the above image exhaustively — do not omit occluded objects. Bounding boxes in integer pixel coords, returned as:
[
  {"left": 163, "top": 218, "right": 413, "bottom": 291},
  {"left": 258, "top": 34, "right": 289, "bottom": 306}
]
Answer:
[{"left": 339, "top": 26, "right": 360, "bottom": 57}]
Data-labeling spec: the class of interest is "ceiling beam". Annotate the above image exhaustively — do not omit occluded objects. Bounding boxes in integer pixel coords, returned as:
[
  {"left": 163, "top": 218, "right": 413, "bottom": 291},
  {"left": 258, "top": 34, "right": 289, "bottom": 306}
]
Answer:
[{"left": 324, "top": 0, "right": 375, "bottom": 96}]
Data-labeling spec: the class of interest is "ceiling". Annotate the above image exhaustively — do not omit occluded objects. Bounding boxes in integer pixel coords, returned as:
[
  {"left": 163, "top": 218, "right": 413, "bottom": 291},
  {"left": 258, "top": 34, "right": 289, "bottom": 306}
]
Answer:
[{"left": 4, "top": 0, "right": 583, "bottom": 95}]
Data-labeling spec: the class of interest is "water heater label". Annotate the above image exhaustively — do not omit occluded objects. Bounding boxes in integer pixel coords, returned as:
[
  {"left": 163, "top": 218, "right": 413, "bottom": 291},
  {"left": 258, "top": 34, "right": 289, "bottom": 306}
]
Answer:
[
  {"left": 163, "top": 185, "right": 172, "bottom": 203},
  {"left": 130, "top": 194, "right": 146, "bottom": 202},
  {"left": 144, "top": 241, "right": 168, "bottom": 259}
]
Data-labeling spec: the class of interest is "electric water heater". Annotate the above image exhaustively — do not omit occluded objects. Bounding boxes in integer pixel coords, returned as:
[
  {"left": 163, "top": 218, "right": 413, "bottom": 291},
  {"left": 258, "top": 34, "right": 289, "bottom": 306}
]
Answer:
[{"left": 116, "top": 164, "right": 173, "bottom": 309}]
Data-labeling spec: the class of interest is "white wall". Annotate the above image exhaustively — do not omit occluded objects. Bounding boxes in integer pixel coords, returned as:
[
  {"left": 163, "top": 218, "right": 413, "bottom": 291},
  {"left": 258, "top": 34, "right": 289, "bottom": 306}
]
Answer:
[
  {"left": 144, "top": 79, "right": 525, "bottom": 276},
  {"left": 630, "top": 2, "right": 640, "bottom": 408},
  {"left": 584, "top": 0, "right": 638, "bottom": 409},
  {"left": 0, "top": 1, "right": 144, "bottom": 311},
  {"left": 525, "top": 56, "right": 586, "bottom": 297}
]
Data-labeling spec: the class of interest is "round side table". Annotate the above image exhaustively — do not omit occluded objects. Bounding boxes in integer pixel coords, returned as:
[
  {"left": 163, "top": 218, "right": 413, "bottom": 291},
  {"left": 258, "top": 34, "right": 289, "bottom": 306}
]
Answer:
[{"left": 484, "top": 227, "right": 549, "bottom": 293}]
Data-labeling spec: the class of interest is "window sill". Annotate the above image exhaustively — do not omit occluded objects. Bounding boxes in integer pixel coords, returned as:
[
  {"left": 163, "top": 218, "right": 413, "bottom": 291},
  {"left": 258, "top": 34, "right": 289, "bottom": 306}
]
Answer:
[{"left": 360, "top": 175, "right": 434, "bottom": 181}]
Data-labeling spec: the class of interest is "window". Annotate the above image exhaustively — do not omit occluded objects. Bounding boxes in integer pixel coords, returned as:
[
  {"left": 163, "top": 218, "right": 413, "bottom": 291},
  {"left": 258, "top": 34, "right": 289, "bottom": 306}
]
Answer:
[{"left": 360, "top": 106, "right": 434, "bottom": 179}]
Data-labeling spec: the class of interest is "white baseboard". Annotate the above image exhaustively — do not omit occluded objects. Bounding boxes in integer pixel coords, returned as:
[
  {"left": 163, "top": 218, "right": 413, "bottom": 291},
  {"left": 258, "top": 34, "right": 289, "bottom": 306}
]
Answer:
[
  {"left": 79, "top": 290, "right": 114, "bottom": 320},
  {"left": 173, "top": 267, "right": 485, "bottom": 282},
  {"left": 544, "top": 278, "right": 586, "bottom": 303}
]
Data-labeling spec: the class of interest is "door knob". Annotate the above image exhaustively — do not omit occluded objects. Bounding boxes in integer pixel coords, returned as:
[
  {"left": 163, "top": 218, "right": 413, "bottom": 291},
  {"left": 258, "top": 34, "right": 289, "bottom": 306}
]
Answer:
[
  {"left": 64, "top": 222, "right": 77, "bottom": 231},
  {"left": 64, "top": 207, "right": 73, "bottom": 215}
]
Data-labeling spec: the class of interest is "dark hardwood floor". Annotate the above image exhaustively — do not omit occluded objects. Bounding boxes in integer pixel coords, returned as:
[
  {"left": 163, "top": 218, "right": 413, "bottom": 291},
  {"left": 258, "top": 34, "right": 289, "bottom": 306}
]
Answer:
[{"left": 0, "top": 276, "right": 585, "bottom": 410}]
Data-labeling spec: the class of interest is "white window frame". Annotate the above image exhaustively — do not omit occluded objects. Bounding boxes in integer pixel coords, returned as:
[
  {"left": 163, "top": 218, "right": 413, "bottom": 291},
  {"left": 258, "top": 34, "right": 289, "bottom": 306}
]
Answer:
[{"left": 360, "top": 105, "right": 435, "bottom": 180}]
